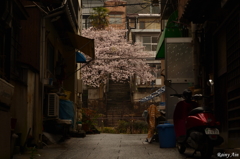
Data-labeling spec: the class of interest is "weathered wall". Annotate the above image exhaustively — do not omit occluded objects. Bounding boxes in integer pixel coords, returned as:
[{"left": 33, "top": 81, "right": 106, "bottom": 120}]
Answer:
[
  {"left": 137, "top": 17, "right": 161, "bottom": 29},
  {"left": 19, "top": 7, "right": 41, "bottom": 71},
  {"left": 0, "top": 110, "right": 11, "bottom": 159},
  {"left": 105, "top": 0, "right": 127, "bottom": 30},
  {"left": 10, "top": 81, "right": 27, "bottom": 147}
]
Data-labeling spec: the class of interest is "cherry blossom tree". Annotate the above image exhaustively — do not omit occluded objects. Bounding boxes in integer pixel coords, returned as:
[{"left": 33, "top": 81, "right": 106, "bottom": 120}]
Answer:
[{"left": 81, "top": 27, "right": 156, "bottom": 87}]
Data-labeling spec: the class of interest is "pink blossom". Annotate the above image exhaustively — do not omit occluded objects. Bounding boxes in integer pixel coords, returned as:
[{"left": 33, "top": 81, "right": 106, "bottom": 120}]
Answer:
[{"left": 81, "top": 27, "right": 156, "bottom": 87}]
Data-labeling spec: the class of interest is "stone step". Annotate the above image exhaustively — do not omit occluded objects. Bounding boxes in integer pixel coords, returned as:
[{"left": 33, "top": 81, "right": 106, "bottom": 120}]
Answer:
[
  {"left": 107, "top": 90, "right": 129, "bottom": 94},
  {"left": 107, "top": 94, "right": 129, "bottom": 97},
  {"left": 109, "top": 80, "right": 129, "bottom": 84},
  {"left": 106, "top": 80, "right": 131, "bottom": 126}
]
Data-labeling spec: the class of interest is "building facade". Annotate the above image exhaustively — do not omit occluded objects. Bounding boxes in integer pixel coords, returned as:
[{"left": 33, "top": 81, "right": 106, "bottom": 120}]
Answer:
[
  {"left": 155, "top": 0, "right": 240, "bottom": 149},
  {"left": 0, "top": 1, "right": 28, "bottom": 158},
  {"left": 126, "top": 13, "right": 164, "bottom": 112},
  {"left": 105, "top": 0, "right": 127, "bottom": 30},
  {"left": 82, "top": 0, "right": 104, "bottom": 29},
  {"left": 0, "top": 0, "right": 95, "bottom": 157}
]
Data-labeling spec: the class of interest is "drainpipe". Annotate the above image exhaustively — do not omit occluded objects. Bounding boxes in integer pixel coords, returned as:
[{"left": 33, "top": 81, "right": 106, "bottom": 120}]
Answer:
[
  {"left": 159, "top": 0, "right": 161, "bottom": 14},
  {"left": 40, "top": 15, "right": 46, "bottom": 146}
]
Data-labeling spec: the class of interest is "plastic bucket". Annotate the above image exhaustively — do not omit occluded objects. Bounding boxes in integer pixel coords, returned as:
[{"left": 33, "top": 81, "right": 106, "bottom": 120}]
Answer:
[{"left": 156, "top": 123, "right": 176, "bottom": 148}]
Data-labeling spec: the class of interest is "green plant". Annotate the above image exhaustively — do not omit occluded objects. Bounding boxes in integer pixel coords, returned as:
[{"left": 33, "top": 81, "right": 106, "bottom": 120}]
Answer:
[
  {"left": 82, "top": 108, "right": 97, "bottom": 126},
  {"left": 132, "top": 120, "right": 148, "bottom": 134},
  {"left": 115, "top": 120, "right": 148, "bottom": 134},
  {"left": 101, "top": 127, "right": 116, "bottom": 133},
  {"left": 28, "top": 147, "right": 40, "bottom": 159},
  {"left": 89, "top": 7, "right": 109, "bottom": 30},
  {"left": 116, "top": 120, "right": 130, "bottom": 134}
]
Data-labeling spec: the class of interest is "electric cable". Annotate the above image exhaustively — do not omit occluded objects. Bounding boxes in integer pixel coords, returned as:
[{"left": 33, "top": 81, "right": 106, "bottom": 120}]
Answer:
[
  {"left": 83, "top": 2, "right": 170, "bottom": 8},
  {"left": 85, "top": 4, "right": 153, "bottom": 26}
]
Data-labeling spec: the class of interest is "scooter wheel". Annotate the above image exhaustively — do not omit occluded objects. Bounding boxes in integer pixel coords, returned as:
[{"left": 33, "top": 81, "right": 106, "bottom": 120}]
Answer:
[{"left": 177, "top": 143, "right": 186, "bottom": 154}]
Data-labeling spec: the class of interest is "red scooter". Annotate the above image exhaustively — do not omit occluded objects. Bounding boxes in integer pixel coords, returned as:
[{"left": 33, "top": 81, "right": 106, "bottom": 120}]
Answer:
[{"left": 171, "top": 92, "right": 224, "bottom": 159}]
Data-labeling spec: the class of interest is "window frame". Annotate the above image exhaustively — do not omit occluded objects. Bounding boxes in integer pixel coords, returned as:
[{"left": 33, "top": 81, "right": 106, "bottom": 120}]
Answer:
[
  {"left": 109, "top": 14, "right": 122, "bottom": 24},
  {"left": 139, "top": 21, "right": 145, "bottom": 29},
  {"left": 142, "top": 36, "right": 158, "bottom": 52}
]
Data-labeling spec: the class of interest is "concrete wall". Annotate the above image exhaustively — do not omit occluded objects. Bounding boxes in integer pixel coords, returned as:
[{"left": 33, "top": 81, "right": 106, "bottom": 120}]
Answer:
[
  {"left": 27, "top": 72, "right": 34, "bottom": 137},
  {"left": 10, "top": 70, "right": 42, "bottom": 147},
  {"left": 26, "top": 71, "right": 42, "bottom": 146},
  {"left": 137, "top": 17, "right": 161, "bottom": 29}
]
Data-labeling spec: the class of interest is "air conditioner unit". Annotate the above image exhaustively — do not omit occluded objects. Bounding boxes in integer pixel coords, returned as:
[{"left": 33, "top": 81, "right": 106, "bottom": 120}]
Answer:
[
  {"left": 77, "top": 79, "right": 83, "bottom": 93},
  {"left": 47, "top": 93, "right": 59, "bottom": 117},
  {"left": 156, "top": 79, "right": 161, "bottom": 85}
]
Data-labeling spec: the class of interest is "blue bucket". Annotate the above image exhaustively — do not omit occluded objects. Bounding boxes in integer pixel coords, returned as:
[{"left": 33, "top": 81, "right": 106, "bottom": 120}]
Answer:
[{"left": 156, "top": 123, "right": 176, "bottom": 148}]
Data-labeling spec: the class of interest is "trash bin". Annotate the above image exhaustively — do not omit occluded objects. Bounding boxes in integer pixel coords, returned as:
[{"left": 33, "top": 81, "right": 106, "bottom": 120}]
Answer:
[{"left": 156, "top": 123, "right": 176, "bottom": 148}]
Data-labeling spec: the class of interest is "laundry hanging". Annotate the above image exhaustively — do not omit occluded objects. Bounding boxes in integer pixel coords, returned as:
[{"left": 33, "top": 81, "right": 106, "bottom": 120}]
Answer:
[{"left": 139, "top": 86, "right": 165, "bottom": 102}]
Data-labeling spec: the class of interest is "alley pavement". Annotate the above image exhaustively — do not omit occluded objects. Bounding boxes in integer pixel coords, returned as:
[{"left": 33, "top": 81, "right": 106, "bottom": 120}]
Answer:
[{"left": 13, "top": 133, "right": 221, "bottom": 159}]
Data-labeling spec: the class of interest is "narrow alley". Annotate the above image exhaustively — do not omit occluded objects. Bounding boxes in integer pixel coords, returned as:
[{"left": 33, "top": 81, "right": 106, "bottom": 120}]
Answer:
[
  {"left": 13, "top": 133, "right": 221, "bottom": 159},
  {"left": 1, "top": 0, "right": 240, "bottom": 159}
]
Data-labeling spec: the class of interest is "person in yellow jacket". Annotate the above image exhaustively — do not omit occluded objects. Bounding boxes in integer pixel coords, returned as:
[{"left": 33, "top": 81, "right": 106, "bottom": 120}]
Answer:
[{"left": 146, "top": 104, "right": 161, "bottom": 143}]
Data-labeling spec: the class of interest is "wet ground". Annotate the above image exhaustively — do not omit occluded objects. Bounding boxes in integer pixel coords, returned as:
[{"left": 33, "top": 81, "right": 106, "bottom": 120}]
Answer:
[{"left": 13, "top": 133, "right": 220, "bottom": 159}]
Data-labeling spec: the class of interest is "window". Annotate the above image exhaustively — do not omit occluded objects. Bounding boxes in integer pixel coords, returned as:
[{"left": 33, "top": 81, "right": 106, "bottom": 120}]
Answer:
[
  {"left": 109, "top": 14, "right": 122, "bottom": 24},
  {"left": 139, "top": 21, "right": 145, "bottom": 29},
  {"left": 82, "top": 15, "right": 92, "bottom": 29},
  {"left": 149, "top": 63, "right": 161, "bottom": 78},
  {"left": 142, "top": 36, "right": 158, "bottom": 51},
  {"left": 129, "top": 18, "right": 136, "bottom": 29},
  {"left": 47, "top": 41, "right": 55, "bottom": 74},
  {"left": 151, "top": 5, "right": 160, "bottom": 14},
  {"left": 148, "top": 63, "right": 161, "bottom": 78},
  {"left": 137, "top": 63, "right": 161, "bottom": 86}
]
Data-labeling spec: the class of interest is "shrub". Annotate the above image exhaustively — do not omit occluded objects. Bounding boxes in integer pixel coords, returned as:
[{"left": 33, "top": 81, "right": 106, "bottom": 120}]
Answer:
[
  {"left": 115, "top": 120, "right": 148, "bottom": 134},
  {"left": 101, "top": 127, "right": 116, "bottom": 133},
  {"left": 132, "top": 120, "right": 148, "bottom": 134},
  {"left": 116, "top": 120, "right": 130, "bottom": 134}
]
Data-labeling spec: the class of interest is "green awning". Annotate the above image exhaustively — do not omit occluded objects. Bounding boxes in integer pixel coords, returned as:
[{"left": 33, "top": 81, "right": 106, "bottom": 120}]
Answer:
[
  {"left": 155, "top": 11, "right": 184, "bottom": 59},
  {"left": 155, "top": 29, "right": 166, "bottom": 59}
]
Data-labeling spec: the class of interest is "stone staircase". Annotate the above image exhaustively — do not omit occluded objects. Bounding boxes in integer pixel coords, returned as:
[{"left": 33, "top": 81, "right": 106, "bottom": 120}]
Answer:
[{"left": 106, "top": 80, "right": 132, "bottom": 126}]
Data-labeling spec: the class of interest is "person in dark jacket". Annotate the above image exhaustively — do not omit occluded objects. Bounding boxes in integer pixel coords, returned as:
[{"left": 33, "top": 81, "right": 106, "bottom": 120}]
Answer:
[{"left": 173, "top": 89, "right": 199, "bottom": 142}]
